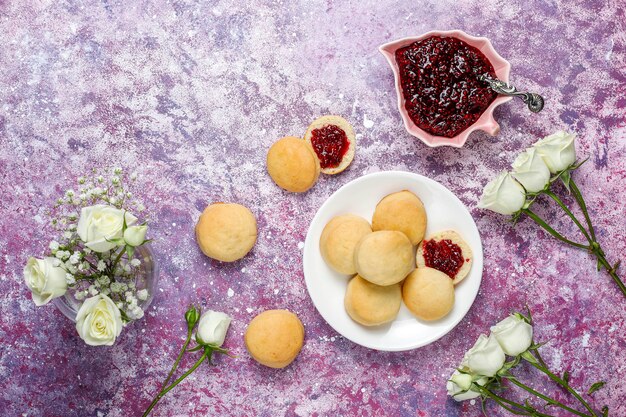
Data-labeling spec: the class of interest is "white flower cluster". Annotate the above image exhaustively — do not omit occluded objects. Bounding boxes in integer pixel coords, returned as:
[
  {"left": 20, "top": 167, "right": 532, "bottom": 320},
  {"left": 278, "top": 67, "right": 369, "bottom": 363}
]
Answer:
[
  {"left": 479, "top": 131, "right": 576, "bottom": 215},
  {"left": 447, "top": 313, "right": 533, "bottom": 401},
  {"left": 23, "top": 168, "right": 152, "bottom": 347}
]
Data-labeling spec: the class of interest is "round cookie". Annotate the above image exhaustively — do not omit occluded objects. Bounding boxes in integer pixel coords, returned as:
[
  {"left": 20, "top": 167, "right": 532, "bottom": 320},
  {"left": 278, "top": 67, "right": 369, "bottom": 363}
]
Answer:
[
  {"left": 372, "top": 190, "right": 427, "bottom": 245},
  {"left": 304, "top": 115, "right": 356, "bottom": 175},
  {"left": 402, "top": 267, "right": 454, "bottom": 321},
  {"left": 266, "top": 136, "right": 320, "bottom": 192},
  {"left": 416, "top": 230, "right": 473, "bottom": 285},
  {"left": 245, "top": 310, "right": 305, "bottom": 369},
  {"left": 354, "top": 230, "right": 414, "bottom": 286},
  {"left": 344, "top": 275, "right": 402, "bottom": 326},
  {"left": 195, "top": 203, "right": 257, "bottom": 262},
  {"left": 319, "top": 214, "right": 372, "bottom": 275}
]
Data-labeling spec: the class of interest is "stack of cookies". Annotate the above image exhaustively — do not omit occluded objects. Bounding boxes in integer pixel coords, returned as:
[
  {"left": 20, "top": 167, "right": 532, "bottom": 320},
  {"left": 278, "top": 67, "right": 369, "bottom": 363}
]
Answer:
[{"left": 319, "top": 190, "right": 472, "bottom": 326}]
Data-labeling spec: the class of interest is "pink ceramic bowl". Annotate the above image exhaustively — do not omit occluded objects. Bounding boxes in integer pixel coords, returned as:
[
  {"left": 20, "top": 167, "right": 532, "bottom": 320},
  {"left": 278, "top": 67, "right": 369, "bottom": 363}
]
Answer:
[{"left": 379, "top": 30, "right": 512, "bottom": 148}]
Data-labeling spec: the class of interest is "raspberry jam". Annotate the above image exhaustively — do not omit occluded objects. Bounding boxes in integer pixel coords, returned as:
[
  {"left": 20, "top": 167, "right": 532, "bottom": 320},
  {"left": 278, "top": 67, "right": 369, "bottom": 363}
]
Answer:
[
  {"left": 422, "top": 239, "right": 465, "bottom": 278},
  {"left": 310, "top": 125, "right": 350, "bottom": 169},
  {"left": 395, "top": 36, "right": 498, "bottom": 138}
]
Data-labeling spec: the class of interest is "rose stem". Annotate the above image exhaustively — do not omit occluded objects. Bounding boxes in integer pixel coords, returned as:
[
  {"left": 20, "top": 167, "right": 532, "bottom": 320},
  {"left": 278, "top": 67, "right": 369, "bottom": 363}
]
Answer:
[
  {"left": 477, "top": 385, "right": 553, "bottom": 416},
  {"left": 524, "top": 209, "right": 590, "bottom": 250},
  {"left": 507, "top": 377, "right": 592, "bottom": 417},
  {"left": 568, "top": 178, "right": 626, "bottom": 298},
  {"left": 543, "top": 190, "right": 592, "bottom": 243},
  {"left": 142, "top": 351, "right": 209, "bottom": 417},
  {"left": 160, "top": 326, "right": 193, "bottom": 389},
  {"left": 523, "top": 350, "right": 599, "bottom": 417}
]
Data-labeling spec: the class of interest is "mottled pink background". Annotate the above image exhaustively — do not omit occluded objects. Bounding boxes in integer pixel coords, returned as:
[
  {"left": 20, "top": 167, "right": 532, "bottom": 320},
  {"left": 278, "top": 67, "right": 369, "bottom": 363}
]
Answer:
[{"left": 1, "top": 1, "right": 625, "bottom": 416}]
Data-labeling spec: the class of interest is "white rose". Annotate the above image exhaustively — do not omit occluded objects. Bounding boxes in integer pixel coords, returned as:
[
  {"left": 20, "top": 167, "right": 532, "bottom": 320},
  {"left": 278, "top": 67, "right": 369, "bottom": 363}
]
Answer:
[
  {"left": 446, "top": 370, "right": 488, "bottom": 401},
  {"left": 490, "top": 314, "right": 533, "bottom": 356},
  {"left": 478, "top": 172, "right": 526, "bottom": 215},
  {"left": 76, "top": 294, "right": 123, "bottom": 346},
  {"left": 24, "top": 257, "right": 68, "bottom": 306},
  {"left": 511, "top": 148, "right": 551, "bottom": 192},
  {"left": 196, "top": 310, "right": 232, "bottom": 347},
  {"left": 464, "top": 334, "right": 506, "bottom": 377},
  {"left": 123, "top": 225, "right": 148, "bottom": 247},
  {"left": 77, "top": 205, "right": 137, "bottom": 252},
  {"left": 533, "top": 131, "right": 576, "bottom": 173}
]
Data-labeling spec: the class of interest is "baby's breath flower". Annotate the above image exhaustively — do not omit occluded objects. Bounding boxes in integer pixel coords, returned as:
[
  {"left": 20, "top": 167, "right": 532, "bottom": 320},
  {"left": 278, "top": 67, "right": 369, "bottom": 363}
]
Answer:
[
  {"left": 127, "top": 306, "right": 144, "bottom": 320},
  {"left": 110, "top": 282, "right": 122, "bottom": 293},
  {"left": 130, "top": 258, "right": 141, "bottom": 267},
  {"left": 74, "top": 290, "right": 87, "bottom": 301},
  {"left": 98, "top": 275, "right": 110, "bottom": 286},
  {"left": 137, "top": 289, "right": 148, "bottom": 301},
  {"left": 128, "top": 281, "right": 136, "bottom": 289},
  {"left": 123, "top": 264, "right": 131, "bottom": 273},
  {"left": 69, "top": 252, "right": 81, "bottom": 265},
  {"left": 49, "top": 241, "right": 60, "bottom": 251},
  {"left": 63, "top": 231, "right": 73, "bottom": 239},
  {"left": 65, "top": 273, "right": 76, "bottom": 285},
  {"left": 97, "top": 260, "right": 106, "bottom": 271},
  {"left": 88, "top": 285, "right": 99, "bottom": 296}
]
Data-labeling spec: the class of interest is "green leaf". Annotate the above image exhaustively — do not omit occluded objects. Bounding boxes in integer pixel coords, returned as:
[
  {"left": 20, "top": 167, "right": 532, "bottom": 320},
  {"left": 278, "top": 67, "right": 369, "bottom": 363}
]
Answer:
[
  {"left": 125, "top": 245, "right": 135, "bottom": 260},
  {"left": 602, "top": 406, "right": 609, "bottom": 416},
  {"left": 560, "top": 170, "right": 571, "bottom": 192},
  {"left": 562, "top": 371, "right": 570, "bottom": 385},
  {"left": 588, "top": 381, "right": 606, "bottom": 395}
]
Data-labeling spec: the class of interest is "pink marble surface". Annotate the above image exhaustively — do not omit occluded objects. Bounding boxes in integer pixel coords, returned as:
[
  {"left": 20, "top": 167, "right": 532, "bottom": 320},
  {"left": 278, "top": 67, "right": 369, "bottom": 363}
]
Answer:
[{"left": 1, "top": 1, "right": 625, "bottom": 416}]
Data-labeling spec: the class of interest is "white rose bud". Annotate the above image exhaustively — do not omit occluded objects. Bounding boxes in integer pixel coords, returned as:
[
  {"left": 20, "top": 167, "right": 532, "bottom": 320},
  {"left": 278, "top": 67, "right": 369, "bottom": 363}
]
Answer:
[
  {"left": 123, "top": 225, "right": 148, "bottom": 247},
  {"left": 196, "top": 310, "right": 232, "bottom": 347},
  {"left": 464, "top": 334, "right": 506, "bottom": 377},
  {"left": 76, "top": 294, "right": 123, "bottom": 346},
  {"left": 76, "top": 205, "right": 137, "bottom": 252},
  {"left": 533, "top": 131, "right": 576, "bottom": 173},
  {"left": 511, "top": 148, "right": 551, "bottom": 192},
  {"left": 478, "top": 172, "right": 526, "bottom": 215},
  {"left": 490, "top": 314, "right": 533, "bottom": 356},
  {"left": 447, "top": 370, "right": 489, "bottom": 401},
  {"left": 24, "top": 257, "right": 68, "bottom": 306}
]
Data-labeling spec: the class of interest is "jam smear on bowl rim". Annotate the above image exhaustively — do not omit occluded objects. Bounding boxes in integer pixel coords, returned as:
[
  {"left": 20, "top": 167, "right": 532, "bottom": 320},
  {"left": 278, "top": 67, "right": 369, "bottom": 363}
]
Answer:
[
  {"left": 422, "top": 238, "right": 465, "bottom": 279},
  {"left": 395, "top": 36, "right": 498, "bottom": 138},
  {"left": 310, "top": 124, "right": 350, "bottom": 169}
]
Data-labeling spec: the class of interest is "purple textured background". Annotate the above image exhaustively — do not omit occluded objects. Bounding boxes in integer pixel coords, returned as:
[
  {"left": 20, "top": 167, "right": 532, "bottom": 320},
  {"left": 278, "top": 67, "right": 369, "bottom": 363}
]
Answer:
[{"left": 1, "top": 1, "right": 625, "bottom": 416}]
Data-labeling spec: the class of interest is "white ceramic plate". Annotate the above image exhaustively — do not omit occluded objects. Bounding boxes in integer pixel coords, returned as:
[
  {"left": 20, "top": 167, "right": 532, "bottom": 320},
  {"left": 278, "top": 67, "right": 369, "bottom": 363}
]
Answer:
[{"left": 303, "top": 171, "right": 483, "bottom": 351}]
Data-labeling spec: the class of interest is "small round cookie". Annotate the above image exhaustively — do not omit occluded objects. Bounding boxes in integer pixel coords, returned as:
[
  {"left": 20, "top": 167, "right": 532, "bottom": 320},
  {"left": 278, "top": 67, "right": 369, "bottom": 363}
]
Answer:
[
  {"left": 402, "top": 267, "right": 454, "bottom": 321},
  {"left": 344, "top": 275, "right": 402, "bottom": 326},
  {"left": 195, "top": 203, "right": 257, "bottom": 262},
  {"left": 267, "top": 136, "right": 320, "bottom": 192},
  {"left": 319, "top": 214, "right": 372, "bottom": 275},
  {"left": 354, "top": 230, "right": 414, "bottom": 286},
  {"left": 372, "top": 190, "right": 427, "bottom": 245},
  {"left": 416, "top": 230, "right": 473, "bottom": 285},
  {"left": 304, "top": 115, "right": 356, "bottom": 175},
  {"left": 245, "top": 310, "right": 305, "bottom": 369}
]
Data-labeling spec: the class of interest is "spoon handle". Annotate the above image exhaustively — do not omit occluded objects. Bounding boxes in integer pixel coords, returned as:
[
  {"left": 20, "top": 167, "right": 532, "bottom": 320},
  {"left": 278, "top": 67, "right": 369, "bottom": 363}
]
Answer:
[{"left": 479, "top": 75, "right": 545, "bottom": 113}]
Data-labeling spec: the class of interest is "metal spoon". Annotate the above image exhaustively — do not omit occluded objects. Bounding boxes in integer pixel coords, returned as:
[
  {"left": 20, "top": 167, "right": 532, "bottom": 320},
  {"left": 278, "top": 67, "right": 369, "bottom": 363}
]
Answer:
[{"left": 478, "top": 74, "right": 545, "bottom": 113}]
